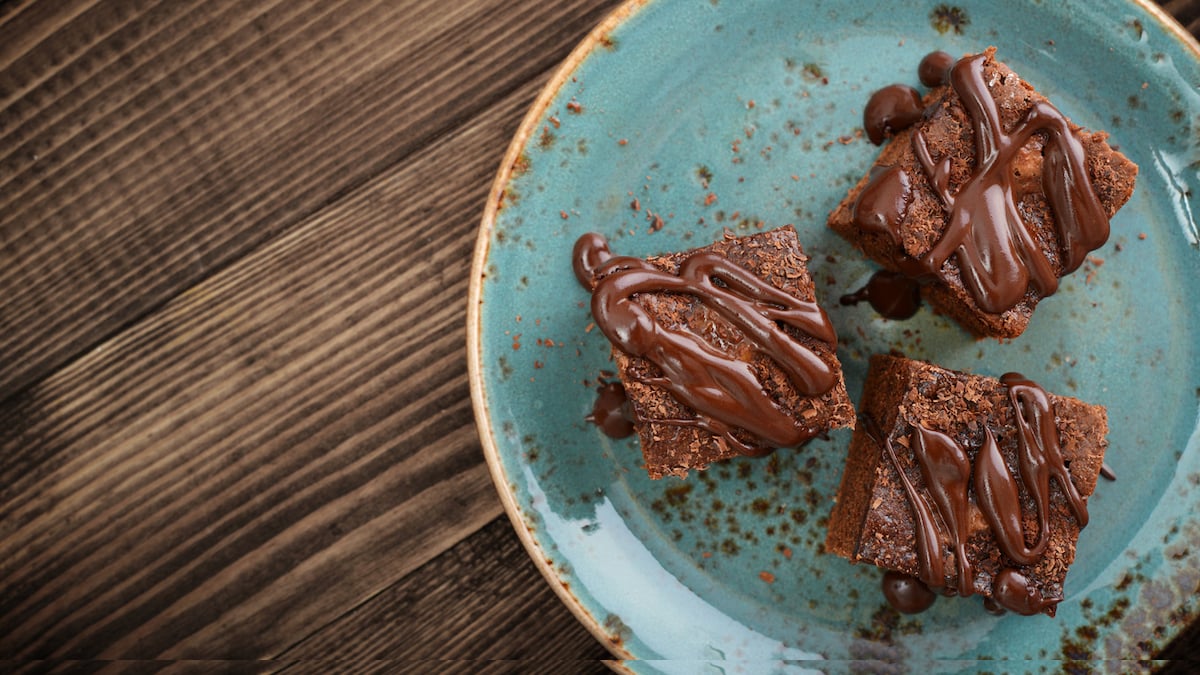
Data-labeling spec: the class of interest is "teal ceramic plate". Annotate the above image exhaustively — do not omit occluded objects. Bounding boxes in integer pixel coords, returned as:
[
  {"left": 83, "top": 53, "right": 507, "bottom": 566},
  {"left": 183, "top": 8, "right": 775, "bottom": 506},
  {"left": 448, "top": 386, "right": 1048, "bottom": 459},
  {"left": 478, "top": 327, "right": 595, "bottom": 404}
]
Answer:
[{"left": 468, "top": 0, "right": 1200, "bottom": 670}]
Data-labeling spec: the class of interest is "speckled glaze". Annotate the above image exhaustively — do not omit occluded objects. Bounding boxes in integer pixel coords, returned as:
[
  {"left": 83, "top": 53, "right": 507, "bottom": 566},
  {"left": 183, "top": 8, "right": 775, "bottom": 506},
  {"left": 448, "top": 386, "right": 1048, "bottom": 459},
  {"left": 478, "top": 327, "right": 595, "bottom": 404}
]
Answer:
[{"left": 467, "top": 0, "right": 1200, "bottom": 671}]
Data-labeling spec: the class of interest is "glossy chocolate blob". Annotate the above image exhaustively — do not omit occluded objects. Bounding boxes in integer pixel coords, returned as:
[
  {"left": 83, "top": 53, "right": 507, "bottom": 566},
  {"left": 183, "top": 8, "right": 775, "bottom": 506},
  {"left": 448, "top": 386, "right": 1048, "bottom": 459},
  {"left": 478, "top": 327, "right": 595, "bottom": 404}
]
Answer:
[
  {"left": 840, "top": 269, "right": 923, "bottom": 320},
  {"left": 882, "top": 571, "right": 938, "bottom": 614},
  {"left": 863, "top": 84, "right": 924, "bottom": 146},
  {"left": 918, "top": 50, "right": 955, "bottom": 87},
  {"left": 587, "top": 381, "right": 635, "bottom": 439},
  {"left": 991, "top": 568, "right": 1060, "bottom": 616}
]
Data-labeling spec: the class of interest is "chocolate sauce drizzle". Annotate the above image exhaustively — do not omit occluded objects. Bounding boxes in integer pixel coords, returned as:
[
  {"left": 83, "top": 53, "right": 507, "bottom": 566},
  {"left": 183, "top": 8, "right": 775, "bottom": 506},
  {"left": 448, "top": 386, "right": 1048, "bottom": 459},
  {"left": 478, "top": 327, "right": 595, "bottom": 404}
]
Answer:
[
  {"left": 854, "top": 51, "right": 1111, "bottom": 314},
  {"left": 876, "top": 422, "right": 973, "bottom": 597},
  {"left": 876, "top": 373, "right": 1085, "bottom": 613},
  {"left": 573, "top": 233, "right": 838, "bottom": 453},
  {"left": 979, "top": 373, "right": 1090, "bottom": 563}
]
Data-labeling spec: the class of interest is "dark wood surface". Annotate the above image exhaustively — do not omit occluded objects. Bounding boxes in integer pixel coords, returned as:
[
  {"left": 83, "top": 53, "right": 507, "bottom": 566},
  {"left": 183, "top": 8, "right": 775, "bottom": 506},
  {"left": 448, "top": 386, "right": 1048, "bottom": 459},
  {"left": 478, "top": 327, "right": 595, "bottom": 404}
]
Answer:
[{"left": 0, "top": 0, "right": 1196, "bottom": 671}]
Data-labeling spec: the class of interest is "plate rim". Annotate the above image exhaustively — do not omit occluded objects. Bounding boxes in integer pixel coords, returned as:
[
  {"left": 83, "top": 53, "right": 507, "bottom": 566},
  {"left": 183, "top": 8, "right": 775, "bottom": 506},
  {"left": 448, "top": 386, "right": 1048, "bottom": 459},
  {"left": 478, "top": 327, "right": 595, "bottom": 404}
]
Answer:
[
  {"left": 466, "top": 0, "right": 651, "bottom": 665},
  {"left": 465, "top": 0, "right": 1200, "bottom": 666}
]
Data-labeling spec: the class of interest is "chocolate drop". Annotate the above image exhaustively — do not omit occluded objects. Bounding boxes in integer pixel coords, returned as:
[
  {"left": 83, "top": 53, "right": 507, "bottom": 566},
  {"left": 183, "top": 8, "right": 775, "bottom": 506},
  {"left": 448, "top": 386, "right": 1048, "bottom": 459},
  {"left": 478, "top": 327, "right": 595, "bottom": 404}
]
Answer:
[
  {"left": 840, "top": 269, "right": 922, "bottom": 320},
  {"left": 882, "top": 571, "right": 937, "bottom": 614},
  {"left": 863, "top": 84, "right": 924, "bottom": 145},
  {"left": 587, "top": 381, "right": 635, "bottom": 439},
  {"left": 991, "top": 568, "right": 1060, "bottom": 616},
  {"left": 918, "top": 50, "right": 956, "bottom": 87},
  {"left": 982, "top": 597, "right": 1007, "bottom": 615}
]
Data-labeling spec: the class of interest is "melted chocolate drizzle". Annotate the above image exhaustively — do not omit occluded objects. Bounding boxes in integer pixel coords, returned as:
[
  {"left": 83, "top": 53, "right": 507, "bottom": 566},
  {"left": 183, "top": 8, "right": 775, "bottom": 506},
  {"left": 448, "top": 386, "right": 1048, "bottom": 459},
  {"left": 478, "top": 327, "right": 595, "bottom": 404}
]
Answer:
[
  {"left": 854, "top": 51, "right": 1111, "bottom": 314},
  {"left": 869, "top": 419, "right": 950, "bottom": 594},
  {"left": 998, "top": 372, "right": 1090, "bottom": 528},
  {"left": 875, "top": 373, "right": 1088, "bottom": 611},
  {"left": 574, "top": 233, "right": 838, "bottom": 453},
  {"left": 911, "top": 425, "right": 975, "bottom": 597},
  {"left": 852, "top": 166, "right": 914, "bottom": 244}
]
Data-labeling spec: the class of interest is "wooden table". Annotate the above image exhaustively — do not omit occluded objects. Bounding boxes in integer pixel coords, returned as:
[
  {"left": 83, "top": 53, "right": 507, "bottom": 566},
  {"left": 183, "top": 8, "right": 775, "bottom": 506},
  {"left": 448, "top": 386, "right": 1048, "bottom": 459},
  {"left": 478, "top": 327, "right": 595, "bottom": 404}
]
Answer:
[{"left": 1, "top": 0, "right": 1197, "bottom": 671}]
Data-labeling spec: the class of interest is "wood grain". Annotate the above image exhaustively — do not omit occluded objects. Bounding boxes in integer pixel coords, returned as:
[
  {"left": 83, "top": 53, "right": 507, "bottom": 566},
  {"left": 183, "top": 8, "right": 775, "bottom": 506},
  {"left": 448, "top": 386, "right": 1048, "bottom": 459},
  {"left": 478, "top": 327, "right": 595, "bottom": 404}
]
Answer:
[
  {"left": 1164, "top": 0, "right": 1200, "bottom": 34},
  {"left": 0, "top": 0, "right": 615, "bottom": 400},
  {"left": 281, "top": 661, "right": 609, "bottom": 675},
  {"left": 280, "top": 517, "right": 611, "bottom": 666},
  {"left": 0, "top": 60, "right": 584, "bottom": 662}
]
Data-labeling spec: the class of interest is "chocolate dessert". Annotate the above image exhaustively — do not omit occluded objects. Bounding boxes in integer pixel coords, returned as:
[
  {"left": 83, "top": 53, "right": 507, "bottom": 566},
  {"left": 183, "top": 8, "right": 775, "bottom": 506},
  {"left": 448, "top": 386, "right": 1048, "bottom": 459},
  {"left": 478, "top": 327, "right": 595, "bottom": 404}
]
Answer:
[
  {"left": 829, "top": 48, "right": 1138, "bottom": 337},
  {"left": 826, "top": 354, "right": 1108, "bottom": 616},
  {"left": 573, "top": 227, "right": 855, "bottom": 479}
]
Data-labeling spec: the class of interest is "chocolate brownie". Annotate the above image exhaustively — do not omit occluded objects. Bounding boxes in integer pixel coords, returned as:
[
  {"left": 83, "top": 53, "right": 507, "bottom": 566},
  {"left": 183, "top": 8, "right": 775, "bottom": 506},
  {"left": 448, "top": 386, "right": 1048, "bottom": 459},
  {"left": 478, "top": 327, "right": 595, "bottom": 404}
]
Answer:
[
  {"left": 825, "top": 354, "right": 1108, "bottom": 616},
  {"left": 573, "top": 227, "right": 855, "bottom": 479},
  {"left": 829, "top": 48, "right": 1138, "bottom": 338}
]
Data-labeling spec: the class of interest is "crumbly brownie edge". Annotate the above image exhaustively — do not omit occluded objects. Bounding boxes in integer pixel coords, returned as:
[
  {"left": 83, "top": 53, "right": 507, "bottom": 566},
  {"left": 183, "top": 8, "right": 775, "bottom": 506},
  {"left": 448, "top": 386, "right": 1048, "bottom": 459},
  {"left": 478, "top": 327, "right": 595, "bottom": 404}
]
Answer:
[{"left": 825, "top": 353, "right": 910, "bottom": 558}]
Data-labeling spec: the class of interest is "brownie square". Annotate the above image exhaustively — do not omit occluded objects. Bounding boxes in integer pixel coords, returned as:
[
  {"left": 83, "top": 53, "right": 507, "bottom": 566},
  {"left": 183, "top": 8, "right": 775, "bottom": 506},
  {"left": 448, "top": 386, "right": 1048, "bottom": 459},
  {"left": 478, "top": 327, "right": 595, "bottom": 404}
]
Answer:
[
  {"left": 578, "top": 226, "right": 855, "bottom": 479},
  {"left": 825, "top": 354, "right": 1108, "bottom": 616},
  {"left": 829, "top": 48, "right": 1138, "bottom": 338}
]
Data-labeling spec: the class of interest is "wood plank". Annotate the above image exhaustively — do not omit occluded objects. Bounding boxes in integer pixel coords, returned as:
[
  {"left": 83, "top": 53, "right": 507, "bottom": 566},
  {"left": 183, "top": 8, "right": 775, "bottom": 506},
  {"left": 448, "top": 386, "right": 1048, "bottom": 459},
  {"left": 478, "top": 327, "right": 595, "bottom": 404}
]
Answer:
[
  {"left": 281, "top": 517, "right": 612, "bottom": 663},
  {"left": 0, "top": 0, "right": 98, "bottom": 71},
  {"left": 0, "top": 0, "right": 616, "bottom": 399},
  {"left": 279, "top": 517, "right": 612, "bottom": 668},
  {"left": 1163, "top": 0, "right": 1200, "bottom": 34},
  {"left": 281, "top": 662, "right": 609, "bottom": 675},
  {"left": 1161, "top": 618, "right": 1200, "bottom": 669},
  {"left": 10, "top": 661, "right": 269, "bottom": 675},
  {"left": 13, "top": 660, "right": 604, "bottom": 675},
  {"left": 0, "top": 65, "right": 567, "bottom": 659}
]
